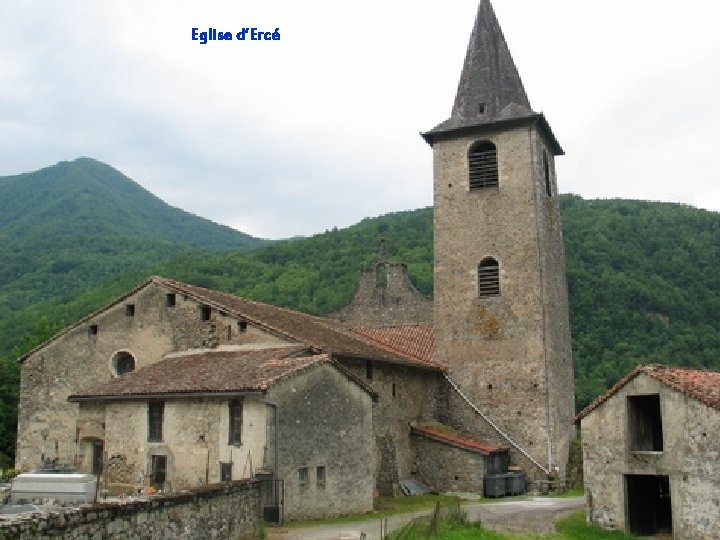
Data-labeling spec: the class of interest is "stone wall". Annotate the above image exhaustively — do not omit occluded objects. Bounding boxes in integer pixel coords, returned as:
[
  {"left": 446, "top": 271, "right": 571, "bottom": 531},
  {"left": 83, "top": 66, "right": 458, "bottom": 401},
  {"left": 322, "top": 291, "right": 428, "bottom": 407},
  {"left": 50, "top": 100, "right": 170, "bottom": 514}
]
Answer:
[
  {"left": 331, "top": 262, "right": 432, "bottom": 325},
  {"left": 431, "top": 124, "right": 574, "bottom": 480},
  {"left": 412, "top": 434, "right": 491, "bottom": 493},
  {"left": 581, "top": 373, "right": 720, "bottom": 539},
  {"left": 338, "top": 358, "right": 442, "bottom": 495},
  {"left": 16, "top": 282, "right": 290, "bottom": 472},
  {"left": 270, "top": 363, "right": 374, "bottom": 519},
  {"left": 0, "top": 480, "right": 260, "bottom": 540}
]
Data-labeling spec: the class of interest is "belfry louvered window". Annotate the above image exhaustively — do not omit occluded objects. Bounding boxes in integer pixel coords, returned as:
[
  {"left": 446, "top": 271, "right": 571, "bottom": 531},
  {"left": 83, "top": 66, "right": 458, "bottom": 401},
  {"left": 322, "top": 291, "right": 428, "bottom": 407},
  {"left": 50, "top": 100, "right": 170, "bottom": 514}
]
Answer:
[
  {"left": 468, "top": 141, "right": 498, "bottom": 189},
  {"left": 478, "top": 258, "right": 500, "bottom": 297}
]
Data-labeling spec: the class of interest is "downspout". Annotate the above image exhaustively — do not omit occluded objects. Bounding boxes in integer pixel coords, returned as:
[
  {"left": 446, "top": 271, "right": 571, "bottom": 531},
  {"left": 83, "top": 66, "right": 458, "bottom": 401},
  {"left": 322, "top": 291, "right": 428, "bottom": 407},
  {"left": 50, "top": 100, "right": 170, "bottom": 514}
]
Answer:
[{"left": 529, "top": 125, "right": 554, "bottom": 473}]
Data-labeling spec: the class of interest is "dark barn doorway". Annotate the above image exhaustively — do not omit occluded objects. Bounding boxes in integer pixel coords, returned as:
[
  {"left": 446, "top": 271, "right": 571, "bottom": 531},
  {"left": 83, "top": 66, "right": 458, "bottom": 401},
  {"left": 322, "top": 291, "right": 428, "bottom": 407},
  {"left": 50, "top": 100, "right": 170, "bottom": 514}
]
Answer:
[{"left": 626, "top": 475, "right": 672, "bottom": 536}]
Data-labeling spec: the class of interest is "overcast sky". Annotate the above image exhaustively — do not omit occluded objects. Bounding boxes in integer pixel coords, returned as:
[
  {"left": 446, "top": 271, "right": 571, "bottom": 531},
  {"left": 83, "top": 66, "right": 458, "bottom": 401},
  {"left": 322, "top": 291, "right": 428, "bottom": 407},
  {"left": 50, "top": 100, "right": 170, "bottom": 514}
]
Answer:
[{"left": 2, "top": 1, "right": 719, "bottom": 239}]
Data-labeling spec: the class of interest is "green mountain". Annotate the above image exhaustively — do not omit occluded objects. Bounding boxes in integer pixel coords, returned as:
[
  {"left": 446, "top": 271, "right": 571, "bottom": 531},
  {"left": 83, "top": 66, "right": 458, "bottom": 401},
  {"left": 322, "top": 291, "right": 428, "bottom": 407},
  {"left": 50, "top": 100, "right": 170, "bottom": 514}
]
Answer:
[
  {"left": 0, "top": 158, "right": 263, "bottom": 344},
  {"left": 3, "top": 160, "right": 720, "bottom": 462}
]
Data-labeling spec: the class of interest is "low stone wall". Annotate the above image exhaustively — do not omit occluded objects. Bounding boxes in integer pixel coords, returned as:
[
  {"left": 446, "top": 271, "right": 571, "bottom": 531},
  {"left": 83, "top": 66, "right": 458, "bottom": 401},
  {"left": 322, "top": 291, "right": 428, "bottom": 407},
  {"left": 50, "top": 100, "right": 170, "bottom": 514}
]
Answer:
[{"left": 0, "top": 480, "right": 260, "bottom": 540}]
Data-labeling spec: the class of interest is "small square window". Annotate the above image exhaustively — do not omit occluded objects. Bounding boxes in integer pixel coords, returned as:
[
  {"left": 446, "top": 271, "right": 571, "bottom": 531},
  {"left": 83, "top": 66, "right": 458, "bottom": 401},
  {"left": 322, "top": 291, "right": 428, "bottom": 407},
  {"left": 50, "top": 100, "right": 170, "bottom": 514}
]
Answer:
[
  {"left": 238, "top": 320, "right": 248, "bottom": 332},
  {"left": 166, "top": 293, "right": 176, "bottom": 307},
  {"left": 316, "top": 466, "right": 326, "bottom": 490},
  {"left": 201, "top": 305, "right": 211, "bottom": 321},
  {"left": 125, "top": 304, "right": 135, "bottom": 317},
  {"left": 89, "top": 324, "right": 98, "bottom": 336}
]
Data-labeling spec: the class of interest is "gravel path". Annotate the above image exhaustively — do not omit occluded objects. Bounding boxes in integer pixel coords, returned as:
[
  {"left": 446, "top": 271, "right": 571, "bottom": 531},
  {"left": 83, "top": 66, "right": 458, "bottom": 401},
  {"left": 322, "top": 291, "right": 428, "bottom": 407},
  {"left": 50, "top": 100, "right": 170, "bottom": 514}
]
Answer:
[{"left": 267, "top": 496, "right": 585, "bottom": 540}]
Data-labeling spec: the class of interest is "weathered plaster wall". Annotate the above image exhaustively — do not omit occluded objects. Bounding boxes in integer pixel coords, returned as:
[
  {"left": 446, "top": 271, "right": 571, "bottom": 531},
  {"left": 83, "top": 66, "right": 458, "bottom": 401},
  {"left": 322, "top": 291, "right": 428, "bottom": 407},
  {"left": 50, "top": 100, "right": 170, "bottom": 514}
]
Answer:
[
  {"left": 331, "top": 263, "right": 432, "bottom": 325},
  {"left": 338, "top": 358, "right": 441, "bottom": 495},
  {"left": 271, "top": 364, "right": 373, "bottom": 519},
  {"left": 75, "top": 396, "right": 267, "bottom": 492},
  {"left": 581, "top": 374, "right": 720, "bottom": 539},
  {"left": 0, "top": 481, "right": 260, "bottom": 540},
  {"left": 432, "top": 125, "right": 574, "bottom": 480},
  {"left": 16, "top": 283, "right": 290, "bottom": 471}
]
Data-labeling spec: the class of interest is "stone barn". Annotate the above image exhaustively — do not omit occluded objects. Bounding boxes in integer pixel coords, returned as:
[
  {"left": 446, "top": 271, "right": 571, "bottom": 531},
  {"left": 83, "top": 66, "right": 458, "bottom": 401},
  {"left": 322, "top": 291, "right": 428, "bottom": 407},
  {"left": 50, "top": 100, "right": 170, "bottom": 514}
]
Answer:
[{"left": 576, "top": 364, "right": 720, "bottom": 539}]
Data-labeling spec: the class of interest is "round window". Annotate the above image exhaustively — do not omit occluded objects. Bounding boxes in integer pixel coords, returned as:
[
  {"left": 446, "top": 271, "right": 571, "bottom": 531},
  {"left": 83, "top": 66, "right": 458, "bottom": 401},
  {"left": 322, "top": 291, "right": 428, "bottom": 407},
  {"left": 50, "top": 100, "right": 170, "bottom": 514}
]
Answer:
[{"left": 111, "top": 351, "right": 136, "bottom": 376}]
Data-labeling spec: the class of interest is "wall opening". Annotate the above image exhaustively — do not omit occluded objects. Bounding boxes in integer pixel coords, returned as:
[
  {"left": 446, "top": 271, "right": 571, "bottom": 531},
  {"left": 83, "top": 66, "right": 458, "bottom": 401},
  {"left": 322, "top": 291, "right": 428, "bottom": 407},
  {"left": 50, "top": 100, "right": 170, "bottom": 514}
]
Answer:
[
  {"left": 166, "top": 293, "right": 176, "bottom": 307},
  {"left": 468, "top": 140, "right": 498, "bottom": 189},
  {"left": 112, "top": 351, "right": 136, "bottom": 376},
  {"left": 201, "top": 305, "right": 211, "bottom": 321},
  {"left": 543, "top": 151, "right": 552, "bottom": 197},
  {"left": 366, "top": 360, "right": 373, "bottom": 380},
  {"left": 625, "top": 475, "right": 672, "bottom": 536},
  {"left": 148, "top": 401, "right": 164, "bottom": 442},
  {"left": 228, "top": 398, "right": 243, "bottom": 445},
  {"left": 220, "top": 462, "right": 232, "bottom": 482},
  {"left": 125, "top": 304, "right": 135, "bottom": 317},
  {"left": 628, "top": 394, "right": 663, "bottom": 451},
  {"left": 92, "top": 440, "right": 104, "bottom": 475},
  {"left": 151, "top": 455, "right": 167, "bottom": 489},
  {"left": 478, "top": 257, "right": 500, "bottom": 297}
]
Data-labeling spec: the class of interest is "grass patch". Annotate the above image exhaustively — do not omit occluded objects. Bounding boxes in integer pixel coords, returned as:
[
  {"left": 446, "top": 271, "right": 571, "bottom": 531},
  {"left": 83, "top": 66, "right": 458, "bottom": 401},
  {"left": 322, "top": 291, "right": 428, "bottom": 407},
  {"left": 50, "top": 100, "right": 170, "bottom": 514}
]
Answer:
[
  {"left": 385, "top": 510, "right": 639, "bottom": 540},
  {"left": 280, "top": 494, "right": 470, "bottom": 528}
]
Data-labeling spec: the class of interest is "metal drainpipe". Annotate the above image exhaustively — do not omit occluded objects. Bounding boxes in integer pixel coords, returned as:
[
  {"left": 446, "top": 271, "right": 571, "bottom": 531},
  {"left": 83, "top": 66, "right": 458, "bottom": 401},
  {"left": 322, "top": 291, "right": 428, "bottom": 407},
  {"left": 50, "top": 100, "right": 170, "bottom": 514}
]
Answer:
[{"left": 263, "top": 399, "right": 280, "bottom": 521}]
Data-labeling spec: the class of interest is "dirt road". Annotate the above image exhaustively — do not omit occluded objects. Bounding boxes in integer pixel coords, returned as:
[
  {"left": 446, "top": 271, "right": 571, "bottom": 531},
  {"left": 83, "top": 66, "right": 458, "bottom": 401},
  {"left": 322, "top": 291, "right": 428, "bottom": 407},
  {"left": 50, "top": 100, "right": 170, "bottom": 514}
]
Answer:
[{"left": 267, "top": 496, "right": 585, "bottom": 540}]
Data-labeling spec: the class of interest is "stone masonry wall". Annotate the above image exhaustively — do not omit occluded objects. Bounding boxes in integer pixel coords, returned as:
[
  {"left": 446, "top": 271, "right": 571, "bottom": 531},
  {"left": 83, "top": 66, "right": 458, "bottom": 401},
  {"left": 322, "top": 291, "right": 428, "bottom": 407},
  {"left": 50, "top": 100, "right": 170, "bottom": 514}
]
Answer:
[
  {"left": 432, "top": 124, "right": 574, "bottom": 480},
  {"left": 0, "top": 480, "right": 260, "bottom": 540},
  {"left": 331, "top": 262, "right": 432, "bottom": 325},
  {"left": 581, "top": 374, "right": 720, "bottom": 539},
  {"left": 271, "top": 364, "right": 374, "bottom": 520},
  {"left": 411, "top": 435, "right": 488, "bottom": 493},
  {"left": 16, "top": 282, "right": 289, "bottom": 472},
  {"left": 338, "top": 358, "right": 441, "bottom": 495}
]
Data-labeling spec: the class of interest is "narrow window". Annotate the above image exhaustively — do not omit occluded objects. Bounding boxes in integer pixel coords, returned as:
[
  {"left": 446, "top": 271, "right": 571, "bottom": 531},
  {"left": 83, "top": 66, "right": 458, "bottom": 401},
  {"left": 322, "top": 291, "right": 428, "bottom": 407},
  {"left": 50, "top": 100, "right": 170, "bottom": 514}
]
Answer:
[
  {"left": 392, "top": 383, "right": 396, "bottom": 397},
  {"left": 543, "top": 151, "right": 552, "bottom": 197},
  {"left": 628, "top": 395, "right": 663, "bottom": 451},
  {"left": 228, "top": 399, "right": 243, "bottom": 445},
  {"left": 298, "top": 467, "right": 308, "bottom": 491},
  {"left": 478, "top": 102, "right": 486, "bottom": 114},
  {"left": 201, "top": 305, "right": 211, "bottom": 321},
  {"left": 478, "top": 257, "right": 500, "bottom": 297},
  {"left": 468, "top": 141, "right": 498, "bottom": 189},
  {"left": 151, "top": 455, "right": 167, "bottom": 489},
  {"left": 316, "top": 466, "right": 326, "bottom": 490},
  {"left": 125, "top": 304, "right": 135, "bottom": 317},
  {"left": 220, "top": 463, "right": 232, "bottom": 482},
  {"left": 148, "top": 401, "right": 164, "bottom": 442},
  {"left": 165, "top": 293, "right": 176, "bottom": 307},
  {"left": 238, "top": 320, "right": 248, "bottom": 332},
  {"left": 89, "top": 324, "right": 98, "bottom": 336},
  {"left": 366, "top": 360, "right": 373, "bottom": 380}
]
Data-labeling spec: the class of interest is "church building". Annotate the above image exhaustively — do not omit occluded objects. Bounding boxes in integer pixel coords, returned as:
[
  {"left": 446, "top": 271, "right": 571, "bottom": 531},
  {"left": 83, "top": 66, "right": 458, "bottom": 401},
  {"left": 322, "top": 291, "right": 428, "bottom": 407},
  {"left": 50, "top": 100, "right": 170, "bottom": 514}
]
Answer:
[{"left": 15, "top": 0, "right": 574, "bottom": 520}]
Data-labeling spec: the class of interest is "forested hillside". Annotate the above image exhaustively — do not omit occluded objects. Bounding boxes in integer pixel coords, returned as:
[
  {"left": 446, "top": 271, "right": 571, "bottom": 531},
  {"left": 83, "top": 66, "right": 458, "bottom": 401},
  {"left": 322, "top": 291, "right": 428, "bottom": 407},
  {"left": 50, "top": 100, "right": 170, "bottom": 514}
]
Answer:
[{"left": 3, "top": 187, "right": 720, "bottom": 462}]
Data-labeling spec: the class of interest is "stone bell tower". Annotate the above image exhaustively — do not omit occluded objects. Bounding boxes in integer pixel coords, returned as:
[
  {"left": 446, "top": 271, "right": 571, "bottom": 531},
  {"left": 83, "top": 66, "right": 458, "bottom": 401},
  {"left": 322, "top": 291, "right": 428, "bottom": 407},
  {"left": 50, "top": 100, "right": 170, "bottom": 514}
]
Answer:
[{"left": 422, "top": 0, "right": 574, "bottom": 478}]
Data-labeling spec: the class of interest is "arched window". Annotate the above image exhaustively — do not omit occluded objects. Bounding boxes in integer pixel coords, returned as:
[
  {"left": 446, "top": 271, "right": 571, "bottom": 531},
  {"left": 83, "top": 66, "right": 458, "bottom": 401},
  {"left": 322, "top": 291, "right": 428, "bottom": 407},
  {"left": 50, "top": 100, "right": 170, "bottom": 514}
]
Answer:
[
  {"left": 543, "top": 151, "right": 552, "bottom": 197},
  {"left": 468, "top": 141, "right": 498, "bottom": 189},
  {"left": 478, "top": 258, "right": 500, "bottom": 297},
  {"left": 112, "top": 351, "right": 136, "bottom": 376}
]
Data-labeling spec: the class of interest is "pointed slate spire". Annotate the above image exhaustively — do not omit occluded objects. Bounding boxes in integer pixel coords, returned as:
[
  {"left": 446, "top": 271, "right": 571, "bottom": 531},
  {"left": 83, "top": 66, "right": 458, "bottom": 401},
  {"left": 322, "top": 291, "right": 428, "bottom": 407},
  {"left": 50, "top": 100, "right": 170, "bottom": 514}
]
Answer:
[{"left": 423, "top": 0, "right": 548, "bottom": 143}]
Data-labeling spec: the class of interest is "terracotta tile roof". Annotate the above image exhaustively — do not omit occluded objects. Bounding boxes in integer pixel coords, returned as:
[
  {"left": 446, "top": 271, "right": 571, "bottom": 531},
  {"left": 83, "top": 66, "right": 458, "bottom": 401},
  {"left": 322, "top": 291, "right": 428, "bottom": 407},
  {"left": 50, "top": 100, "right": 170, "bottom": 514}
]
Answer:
[
  {"left": 19, "top": 276, "right": 443, "bottom": 372},
  {"left": 153, "top": 277, "right": 443, "bottom": 371},
  {"left": 351, "top": 324, "right": 435, "bottom": 364},
  {"left": 68, "top": 346, "right": 376, "bottom": 400},
  {"left": 574, "top": 364, "right": 720, "bottom": 423},
  {"left": 411, "top": 422, "right": 505, "bottom": 455}
]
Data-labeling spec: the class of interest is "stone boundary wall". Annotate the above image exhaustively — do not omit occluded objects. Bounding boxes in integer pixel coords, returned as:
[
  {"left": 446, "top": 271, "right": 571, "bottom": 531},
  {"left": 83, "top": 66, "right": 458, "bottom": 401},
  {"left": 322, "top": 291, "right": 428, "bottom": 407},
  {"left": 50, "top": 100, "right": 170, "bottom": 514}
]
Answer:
[{"left": 0, "top": 480, "right": 260, "bottom": 540}]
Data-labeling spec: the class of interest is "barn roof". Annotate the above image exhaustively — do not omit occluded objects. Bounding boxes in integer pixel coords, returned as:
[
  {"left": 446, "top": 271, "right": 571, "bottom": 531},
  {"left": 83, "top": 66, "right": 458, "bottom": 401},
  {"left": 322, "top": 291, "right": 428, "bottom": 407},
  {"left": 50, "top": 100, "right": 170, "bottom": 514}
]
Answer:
[{"left": 574, "top": 364, "right": 720, "bottom": 423}]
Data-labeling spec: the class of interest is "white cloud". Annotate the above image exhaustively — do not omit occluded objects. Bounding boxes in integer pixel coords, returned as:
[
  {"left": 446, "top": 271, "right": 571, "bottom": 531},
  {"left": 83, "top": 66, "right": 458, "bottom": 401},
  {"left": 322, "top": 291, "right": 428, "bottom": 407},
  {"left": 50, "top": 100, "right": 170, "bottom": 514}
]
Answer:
[{"left": 2, "top": 0, "right": 720, "bottom": 238}]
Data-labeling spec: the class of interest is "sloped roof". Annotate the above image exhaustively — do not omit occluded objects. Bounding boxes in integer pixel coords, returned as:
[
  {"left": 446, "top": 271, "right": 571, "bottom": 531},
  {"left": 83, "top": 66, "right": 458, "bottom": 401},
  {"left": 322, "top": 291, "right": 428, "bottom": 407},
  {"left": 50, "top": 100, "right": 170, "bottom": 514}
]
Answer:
[
  {"left": 19, "top": 276, "right": 443, "bottom": 372},
  {"left": 68, "top": 346, "right": 376, "bottom": 400},
  {"left": 421, "top": 0, "right": 562, "bottom": 154},
  {"left": 351, "top": 324, "right": 434, "bottom": 364},
  {"left": 411, "top": 422, "right": 505, "bottom": 455},
  {"left": 574, "top": 364, "right": 720, "bottom": 423}
]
